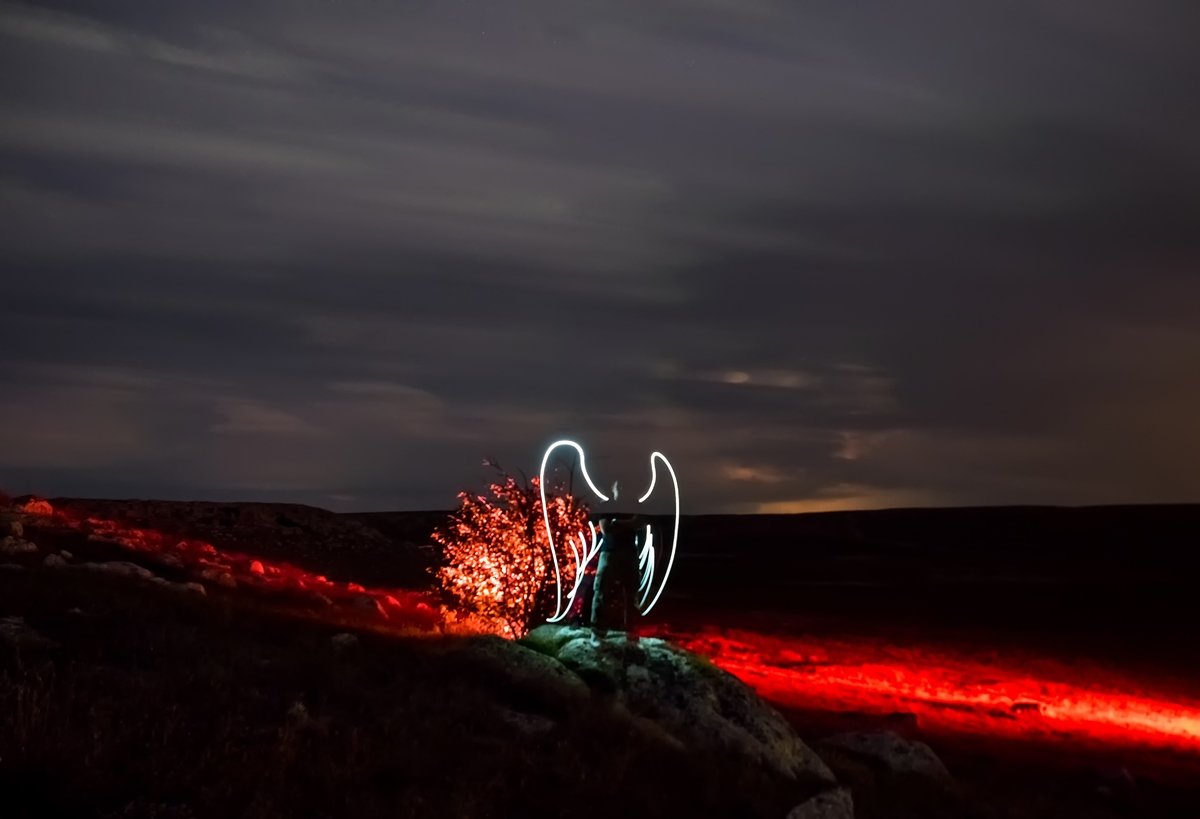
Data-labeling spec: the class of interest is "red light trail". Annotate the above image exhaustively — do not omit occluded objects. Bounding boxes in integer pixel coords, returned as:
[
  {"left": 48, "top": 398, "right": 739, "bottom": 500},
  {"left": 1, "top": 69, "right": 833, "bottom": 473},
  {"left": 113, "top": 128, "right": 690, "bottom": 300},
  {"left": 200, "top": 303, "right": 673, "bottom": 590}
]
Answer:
[
  {"left": 665, "top": 629, "right": 1200, "bottom": 759},
  {"left": 19, "top": 501, "right": 1200, "bottom": 771}
]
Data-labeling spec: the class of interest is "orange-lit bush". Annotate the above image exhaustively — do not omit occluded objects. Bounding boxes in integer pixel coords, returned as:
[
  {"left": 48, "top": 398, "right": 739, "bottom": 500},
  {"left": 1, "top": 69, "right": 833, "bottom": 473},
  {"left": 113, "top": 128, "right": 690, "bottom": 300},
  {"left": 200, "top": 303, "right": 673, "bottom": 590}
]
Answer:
[{"left": 432, "top": 463, "right": 590, "bottom": 637}]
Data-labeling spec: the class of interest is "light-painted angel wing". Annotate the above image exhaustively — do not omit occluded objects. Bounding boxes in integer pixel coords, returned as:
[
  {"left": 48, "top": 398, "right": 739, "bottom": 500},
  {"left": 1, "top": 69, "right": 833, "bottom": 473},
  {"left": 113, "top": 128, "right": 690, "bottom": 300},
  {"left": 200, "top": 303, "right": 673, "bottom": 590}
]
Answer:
[
  {"left": 637, "top": 451, "right": 680, "bottom": 616},
  {"left": 539, "top": 439, "right": 609, "bottom": 622}
]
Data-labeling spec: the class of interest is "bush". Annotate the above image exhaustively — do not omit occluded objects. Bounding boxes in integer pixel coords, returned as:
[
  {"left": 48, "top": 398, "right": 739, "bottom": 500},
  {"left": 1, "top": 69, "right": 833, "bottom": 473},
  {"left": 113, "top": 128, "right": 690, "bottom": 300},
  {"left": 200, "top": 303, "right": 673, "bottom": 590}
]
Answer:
[{"left": 431, "top": 462, "right": 591, "bottom": 637}]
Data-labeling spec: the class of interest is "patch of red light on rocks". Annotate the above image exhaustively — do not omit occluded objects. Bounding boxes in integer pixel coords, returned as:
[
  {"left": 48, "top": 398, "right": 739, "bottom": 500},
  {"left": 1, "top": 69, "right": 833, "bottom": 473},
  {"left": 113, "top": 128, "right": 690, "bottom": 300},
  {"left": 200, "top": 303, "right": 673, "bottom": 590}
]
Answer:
[
  {"left": 666, "top": 629, "right": 1200, "bottom": 758},
  {"left": 21, "top": 499, "right": 1200, "bottom": 765}
]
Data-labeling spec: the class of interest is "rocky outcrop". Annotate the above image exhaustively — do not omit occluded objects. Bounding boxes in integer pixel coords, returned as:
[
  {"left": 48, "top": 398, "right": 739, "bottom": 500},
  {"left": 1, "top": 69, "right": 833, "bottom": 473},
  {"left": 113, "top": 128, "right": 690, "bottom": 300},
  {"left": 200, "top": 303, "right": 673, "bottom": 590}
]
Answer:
[
  {"left": 1, "top": 507, "right": 38, "bottom": 559},
  {"left": 0, "top": 616, "right": 58, "bottom": 656},
  {"left": 331, "top": 632, "right": 359, "bottom": 651},
  {"left": 50, "top": 559, "right": 206, "bottom": 596},
  {"left": 523, "top": 624, "right": 836, "bottom": 786},
  {"left": 74, "top": 560, "right": 158, "bottom": 580},
  {"left": 45, "top": 498, "right": 421, "bottom": 584},
  {"left": 1, "top": 536, "right": 38, "bottom": 558},
  {"left": 818, "top": 730, "right": 950, "bottom": 782},
  {"left": 447, "top": 634, "right": 591, "bottom": 716},
  {"left": 787, "top": 787, "right": 855, "bottom": 819}
]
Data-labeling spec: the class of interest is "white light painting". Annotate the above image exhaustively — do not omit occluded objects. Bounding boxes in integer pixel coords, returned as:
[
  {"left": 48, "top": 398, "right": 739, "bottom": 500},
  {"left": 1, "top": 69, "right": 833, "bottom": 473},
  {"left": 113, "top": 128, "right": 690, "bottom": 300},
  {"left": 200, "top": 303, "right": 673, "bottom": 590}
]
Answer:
[{"left": 539, "top": 439, "right": 680, "bottom": 622}]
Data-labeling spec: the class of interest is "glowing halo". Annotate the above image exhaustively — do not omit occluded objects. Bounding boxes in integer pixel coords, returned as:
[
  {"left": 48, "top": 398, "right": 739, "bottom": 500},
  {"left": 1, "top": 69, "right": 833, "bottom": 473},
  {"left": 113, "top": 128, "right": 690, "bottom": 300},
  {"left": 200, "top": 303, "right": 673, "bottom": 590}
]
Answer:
[{"left": 539, "top": 439, "right": 680, "bottom": 622}]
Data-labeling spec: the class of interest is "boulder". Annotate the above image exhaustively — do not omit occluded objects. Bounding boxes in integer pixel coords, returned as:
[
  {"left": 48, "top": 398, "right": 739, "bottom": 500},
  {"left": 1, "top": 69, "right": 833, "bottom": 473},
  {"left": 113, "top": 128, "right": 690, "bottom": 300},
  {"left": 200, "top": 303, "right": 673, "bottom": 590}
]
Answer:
[
  {"left": 787, "top": 788, "right": 854, "bottom": 819},
  {"left": 331, "top": 632, "right": 359, "bottom": 651},
  {"left": 43, "top": 553, "right": 68, "bottom": 569},
  {"left": 200, "top": 568, "right": 237, "bottom": 589},
  {"left": 6, "top": 519, "right": 23, "bottom": 539},
  {"left": 494, "top": 705, "right": 556, "bottom": 735},
  {"left": 523, "top": 623, "right": 594, "bottom": 655},
  {"left": 68, "top": 560, "right": 209, "bottom": 599},
  {"left": 351, "top": 594, "right": 387, "bottom": 618},
  {"left": 523, "top": 625, "right": 835, "bottom": 786},
  {"left": 0, "top": 616, "right": 58, "bottom": 655},
  {"left": 819, "top": 731, "right": 950, "bottom": 782},
  {"left": 74, "top": 561, "right": 158, "bottom": 581},
  {"left": 149, "top": 576, "right": 208, "bottom": 596},
  {"left": 453, "top": 635, "right": 591, "bottom": 715},
  {"left": 0, "top": 537, "right": 38, "bottom": 557}
]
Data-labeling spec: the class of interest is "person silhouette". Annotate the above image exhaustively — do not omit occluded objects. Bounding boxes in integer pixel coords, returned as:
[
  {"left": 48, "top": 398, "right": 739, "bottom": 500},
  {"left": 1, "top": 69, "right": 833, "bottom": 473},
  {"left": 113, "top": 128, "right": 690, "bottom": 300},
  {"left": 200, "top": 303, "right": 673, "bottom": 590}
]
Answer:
[{"left": 589, "top": 514, "right": 643, "bottom": 635}]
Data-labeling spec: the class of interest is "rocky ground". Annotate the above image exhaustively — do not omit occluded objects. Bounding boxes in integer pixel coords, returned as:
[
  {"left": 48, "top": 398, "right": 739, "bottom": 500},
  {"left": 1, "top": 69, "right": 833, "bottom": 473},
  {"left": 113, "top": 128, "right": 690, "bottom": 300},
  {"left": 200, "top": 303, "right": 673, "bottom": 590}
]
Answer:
[
  {"left": 0, "top": 570, "right": 829, "bottom": 816},
  {"left": 36, "top": 497, "right": 441, "bottom": 588},
  {"left": 2, "top": 497, "right": 1198, "bottom": 817}
]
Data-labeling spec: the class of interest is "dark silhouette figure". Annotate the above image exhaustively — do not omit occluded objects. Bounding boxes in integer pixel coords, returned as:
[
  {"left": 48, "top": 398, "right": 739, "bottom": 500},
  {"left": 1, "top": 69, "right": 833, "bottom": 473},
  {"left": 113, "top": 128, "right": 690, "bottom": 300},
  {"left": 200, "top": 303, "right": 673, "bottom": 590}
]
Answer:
[{"left": 590, "top": 515, "right": 642, "bottom": 634}]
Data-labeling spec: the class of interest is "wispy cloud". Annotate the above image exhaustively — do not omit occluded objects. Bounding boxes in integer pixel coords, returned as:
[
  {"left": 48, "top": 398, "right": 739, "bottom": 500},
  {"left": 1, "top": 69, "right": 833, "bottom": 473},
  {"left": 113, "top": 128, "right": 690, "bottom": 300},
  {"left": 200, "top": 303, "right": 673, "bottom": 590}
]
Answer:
[
  {"left": 210, "top": 399, "right": 321, "bottom": 437},
  {"left": 2, "top": 0, "right": 1198, "bottom": 510}
]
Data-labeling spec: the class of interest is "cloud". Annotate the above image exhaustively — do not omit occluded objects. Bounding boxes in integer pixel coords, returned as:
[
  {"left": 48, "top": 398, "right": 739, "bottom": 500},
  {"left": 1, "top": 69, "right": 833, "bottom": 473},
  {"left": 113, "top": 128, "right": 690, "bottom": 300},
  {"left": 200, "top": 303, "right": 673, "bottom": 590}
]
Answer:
[
  {"left": 0, "top": 2, "right": 310, "bottom": 80},
  {"left": 1, "top": 0, "right": 1198, "bottom": 511},
  {"left": 755, "top": 483, "right": 941, "bottom": 514},
  {"left": 210, "top": 399, "right": 321, "bottom": 437},
  {"left": 721, "top": 463, "right": 793, "bottom": 484}
]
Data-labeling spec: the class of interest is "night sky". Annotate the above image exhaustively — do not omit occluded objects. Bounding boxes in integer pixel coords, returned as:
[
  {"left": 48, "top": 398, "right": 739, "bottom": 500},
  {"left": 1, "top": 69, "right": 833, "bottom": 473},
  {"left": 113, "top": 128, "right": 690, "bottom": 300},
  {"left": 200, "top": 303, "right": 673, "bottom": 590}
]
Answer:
[{"left": 2, "top": 1, "right": 1198, "bottom": 513}]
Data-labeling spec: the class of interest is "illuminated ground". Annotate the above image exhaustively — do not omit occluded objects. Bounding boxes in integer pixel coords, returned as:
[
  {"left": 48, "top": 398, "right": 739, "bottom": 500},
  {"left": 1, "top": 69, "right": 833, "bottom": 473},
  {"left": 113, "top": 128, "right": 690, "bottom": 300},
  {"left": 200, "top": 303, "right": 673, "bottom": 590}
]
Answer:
[
  {"left": 667, "top": 628, "right": 1200, "bottom": 776},
  {"left": 13, "top": 501, "right": 1200, "bottom": 787}
]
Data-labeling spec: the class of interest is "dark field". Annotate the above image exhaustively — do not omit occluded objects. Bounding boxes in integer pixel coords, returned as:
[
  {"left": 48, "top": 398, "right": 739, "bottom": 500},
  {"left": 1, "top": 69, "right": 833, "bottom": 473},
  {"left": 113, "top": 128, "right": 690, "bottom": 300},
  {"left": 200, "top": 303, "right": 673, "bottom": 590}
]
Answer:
[
  {"left": 660, "top": 506, "right": 1200, "bottom": 672},
  {"left": 4, "top": 499, "right": 1199, "bottom": 817}
]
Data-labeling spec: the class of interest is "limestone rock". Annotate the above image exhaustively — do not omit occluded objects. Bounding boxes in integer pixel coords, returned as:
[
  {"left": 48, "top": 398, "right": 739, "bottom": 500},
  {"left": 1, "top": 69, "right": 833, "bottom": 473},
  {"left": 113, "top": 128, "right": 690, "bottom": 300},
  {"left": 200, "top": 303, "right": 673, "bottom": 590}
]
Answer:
[
  {"left": 200, "top": 568, "right": 237, "bottom": 588},
  {"left": 74, "top": 561, "right": 158, "bottom": 580},
  {"left": 819, "top": 731, "right": 950, "bottom": 782},
  {"left": 525, "top": 625, "right": 835, "bottom": 786},
  {"left": 351, "top": 594, "right": 387, "bottom": 618},
  {"left": 148, "top": 576, "right": 208, "bottom": 596},
  {"left": 456, "top": 635, "right": 590, "bottom": 714},
  {"left": 331, "top": 632, "right": 359, "bottom": 651},
  {"left": 787, "top": 788, "right": 855, "bottom": 819},
  {"left": 0, "top": 616, "right": 58, "bottom": 654},
  {"left": 494, "top": 705, "right": 556, "bottom": 735},
  {"left": 523, "top": 623, "right": 594, "bottom": 656},
  {"left": 0, "top": 537, "right": 38, "bottom": 557}
]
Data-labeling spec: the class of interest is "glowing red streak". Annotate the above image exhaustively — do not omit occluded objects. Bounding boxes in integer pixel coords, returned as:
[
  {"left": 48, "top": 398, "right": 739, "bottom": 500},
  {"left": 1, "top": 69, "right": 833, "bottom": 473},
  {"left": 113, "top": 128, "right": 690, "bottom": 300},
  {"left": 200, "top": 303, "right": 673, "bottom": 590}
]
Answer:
[
  {"left": 22, "top": 502, "right": 1200, "bottom": 764},
  {"left": 33, "top": 504, "right": 441, "bottom": 632},
  {"left": 666, "top": 629, "right": 1200, "bottom": 757}
]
